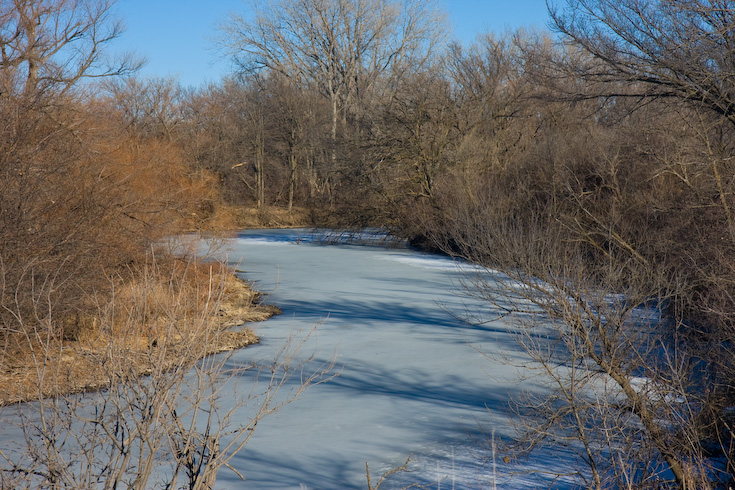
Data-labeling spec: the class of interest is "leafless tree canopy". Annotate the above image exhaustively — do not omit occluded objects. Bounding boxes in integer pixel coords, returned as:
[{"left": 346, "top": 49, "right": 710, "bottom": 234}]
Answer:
[
  {"left": 219, "top": 0, "right": 447, "bottom": 178},
  {"left": 550, "top": 0, "right": 735, "bottom": 125},
  {"left": 0, "top": 0, "right": 140, "bottom": 97},
  {"left": 222, "top": 0, "right": 445, "bottom": 98}
]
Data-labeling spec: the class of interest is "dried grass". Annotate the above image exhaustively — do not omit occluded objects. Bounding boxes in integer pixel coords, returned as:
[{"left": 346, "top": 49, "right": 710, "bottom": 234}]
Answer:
[
  {"left": 0, "top": 260, "right": 278, "bottom": 406},
  {"left": 199, "top": 204, "right": 311, "bottom": 230}
]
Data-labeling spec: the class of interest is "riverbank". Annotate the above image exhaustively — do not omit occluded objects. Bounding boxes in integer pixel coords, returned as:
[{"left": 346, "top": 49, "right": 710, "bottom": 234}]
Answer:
[
  {"left": 202, "top": 204, "right": 312, "bottom": 230},
  {"left": 0, "top": 204, "right": 311, "bottom": 407},
  {"left": 0, "top": 267, "right": 280, "bottom": 407}
]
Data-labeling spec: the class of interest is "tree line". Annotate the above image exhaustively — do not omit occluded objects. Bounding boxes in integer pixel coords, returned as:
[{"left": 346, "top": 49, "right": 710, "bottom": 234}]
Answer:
[{"left": 2, "top": 0, "right": 735, "bottom": 488}]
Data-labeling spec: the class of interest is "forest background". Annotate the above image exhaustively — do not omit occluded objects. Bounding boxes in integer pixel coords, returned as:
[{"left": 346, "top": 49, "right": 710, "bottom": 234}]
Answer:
[{"left": 2, "top": 0, "right": 735, "bottom": 488}]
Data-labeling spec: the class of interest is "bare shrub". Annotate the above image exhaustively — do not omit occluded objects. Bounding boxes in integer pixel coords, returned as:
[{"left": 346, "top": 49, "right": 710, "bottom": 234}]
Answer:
[{"left": 422, "top": 181, "right": 729, "bottom": 488}]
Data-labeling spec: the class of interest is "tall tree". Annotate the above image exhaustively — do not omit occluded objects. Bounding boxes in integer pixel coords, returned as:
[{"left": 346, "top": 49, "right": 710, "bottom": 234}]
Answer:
[
  {"left": 220, "top": 0, "right": 446, "bottom": 165},
  {"left": 550, "top": 0, "right": 735, "bottom": 249},
  {"left": 0, "top": 0, "right": 140, "bottom": 98},
  {"left": 550, "top": 0, "right": 735, "bottom": 126}
]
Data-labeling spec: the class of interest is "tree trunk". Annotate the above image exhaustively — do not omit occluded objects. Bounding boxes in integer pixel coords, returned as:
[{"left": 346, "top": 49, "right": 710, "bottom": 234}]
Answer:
[{"left": 288, "top": 151, "right": 296, "bottom": 213}]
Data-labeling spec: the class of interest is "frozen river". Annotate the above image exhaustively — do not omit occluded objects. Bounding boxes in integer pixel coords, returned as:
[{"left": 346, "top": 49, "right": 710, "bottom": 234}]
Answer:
[
  {"left": 205, "top": 229, "right": 573, "bottom": 489},
  {"left": 0, "top": 228, "right": 576, "bottom": 489}
]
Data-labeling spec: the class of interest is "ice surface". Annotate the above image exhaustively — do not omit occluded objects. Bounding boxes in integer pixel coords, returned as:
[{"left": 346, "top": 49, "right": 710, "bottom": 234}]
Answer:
[
  {"left": 204, "top": 229, "right": 578, "bottom": 489},
  {"left": 0, "top": 229, "right": 581, "bottom": 490}
]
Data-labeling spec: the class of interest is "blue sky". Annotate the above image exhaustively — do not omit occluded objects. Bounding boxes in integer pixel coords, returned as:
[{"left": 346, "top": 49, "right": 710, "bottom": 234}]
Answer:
[{"left": 111, "top": 0, "right": 553, "bottom": 88}]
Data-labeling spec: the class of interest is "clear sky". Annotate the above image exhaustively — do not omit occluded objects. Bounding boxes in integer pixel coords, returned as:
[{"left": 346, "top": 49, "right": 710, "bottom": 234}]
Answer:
[{"left": 111, "top": 0, "right": 553, "bottom": 88}]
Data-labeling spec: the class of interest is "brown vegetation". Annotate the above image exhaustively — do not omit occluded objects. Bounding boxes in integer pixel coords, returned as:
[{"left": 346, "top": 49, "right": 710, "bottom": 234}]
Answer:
[
  {"left": 0, "top": 258, "right": 278, "bottom": 406},
  {"left": 3, "top": 0, "right": 735, "bottom": 487},
  {"left": 0, "top": 251, "right": 329, "bottom": 489}
]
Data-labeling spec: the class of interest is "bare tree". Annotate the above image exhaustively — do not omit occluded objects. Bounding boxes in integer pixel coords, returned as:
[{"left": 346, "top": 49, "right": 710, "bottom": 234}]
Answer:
[
  {"left": 424, "top": 190, "right": 721, "bottom": 488},
  {"left": 548, "top": 4, "right": 735, "bottom": 472},
  {"left": 548, "top": 0, "right": 735, "bottom": 244},
  {"left": 376, "top": 69, "right": 456, "bottom": 203},
  {"left": 0, "top": 0, "right": 140, "bottom": 98},
  {"left": 378, "top": 30, "right": 549, "bottom": 240},
  {"left": 0, "top": 2, "right": 332, "bottom": 487},
  {"left": 264, "top": 73, "right": 325, "bottom": 212},
  {"left": 222, "top": 77, "right": 270, "bottom": 211},
  {"left": 550, "top": 0, "right": 735, "bottom": 127},
  {"left": 220, "top": 0, "right": 447, "bottom": 166},
  {"left": 105, "top": 76, "right": 187, "bottom": 142},
  {"left": 0, "top": 0, "right": 147, "bottom": 341},
  {"left": 402, "top": 71, "right": 735, "bottom": 484}
]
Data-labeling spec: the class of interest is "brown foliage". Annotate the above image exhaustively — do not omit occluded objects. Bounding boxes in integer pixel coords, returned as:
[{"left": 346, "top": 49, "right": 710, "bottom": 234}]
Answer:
[{"left": 0, "top": 89, "right": 224, "bottom": 347}]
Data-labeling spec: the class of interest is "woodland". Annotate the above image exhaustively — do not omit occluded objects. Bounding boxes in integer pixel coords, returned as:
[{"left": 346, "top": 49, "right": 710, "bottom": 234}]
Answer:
[{"left": 1, "top": 0, "right": 735, "bottom": 488}]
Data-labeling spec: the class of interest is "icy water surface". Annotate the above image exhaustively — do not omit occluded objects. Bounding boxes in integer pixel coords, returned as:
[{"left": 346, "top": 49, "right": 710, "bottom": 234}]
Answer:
[
  {"left": 0, "top": 228, "right": 577, "bottom": 490},
  {"left": 202, "top": 229, "right": 575, "bottom": 489}
]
